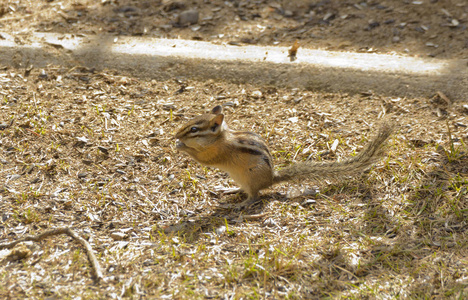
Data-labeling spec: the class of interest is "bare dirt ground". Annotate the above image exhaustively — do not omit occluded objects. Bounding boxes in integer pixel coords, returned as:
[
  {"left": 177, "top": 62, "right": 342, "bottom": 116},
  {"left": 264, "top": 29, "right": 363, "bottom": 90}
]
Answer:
[
  {"left": 2, "top": 0, "right": 468, "bottom": 59},
  {"left": 1, "top": 0, "right": 468, "bottom": 299}
]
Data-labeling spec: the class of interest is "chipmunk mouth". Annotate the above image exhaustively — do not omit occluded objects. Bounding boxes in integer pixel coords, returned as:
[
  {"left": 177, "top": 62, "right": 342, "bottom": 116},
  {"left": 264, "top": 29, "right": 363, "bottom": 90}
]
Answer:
[{"left": 176, "top": 139, "right": 186, "bottom": 149}]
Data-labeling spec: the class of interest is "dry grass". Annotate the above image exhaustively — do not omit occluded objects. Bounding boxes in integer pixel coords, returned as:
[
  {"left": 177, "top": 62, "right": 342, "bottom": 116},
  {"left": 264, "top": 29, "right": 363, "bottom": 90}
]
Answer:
[{"left": 1, "top": 66, "right": 468, "bottom": 299}]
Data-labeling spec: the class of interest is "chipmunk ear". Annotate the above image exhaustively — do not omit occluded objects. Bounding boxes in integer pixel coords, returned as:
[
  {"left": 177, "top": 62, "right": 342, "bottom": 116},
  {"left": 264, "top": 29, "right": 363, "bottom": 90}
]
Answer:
[
  {"left": 211, "top": 105, "right": 223, "bottom": 115},
  {"left": 210, "top": 113, "right": 224, "bottom": 133}
]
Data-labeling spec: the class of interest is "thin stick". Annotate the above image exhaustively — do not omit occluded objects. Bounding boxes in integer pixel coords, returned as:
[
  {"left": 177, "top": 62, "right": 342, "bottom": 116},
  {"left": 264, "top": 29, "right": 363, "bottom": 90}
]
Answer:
[
  {"left": 243, "top": 212, "right": 268, "bottom": 220},
  {"left": 25, "top": 128, "right": 41, "bottom": 136},
  {"left": 0, "top": 14, "right": 34, "bottom": 22},
  {"left": 333, "top": 264, "right": 359, "bottom": 280},
  {"left": 0, "top": 227, "right": 104, "bottom": 283}
]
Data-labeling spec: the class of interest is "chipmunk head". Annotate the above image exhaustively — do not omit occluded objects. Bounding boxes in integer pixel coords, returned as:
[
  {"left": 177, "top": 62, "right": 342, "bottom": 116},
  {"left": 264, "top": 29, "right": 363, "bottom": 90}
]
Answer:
[{"left": 175, "top": 105, "right": 226, "bottom": 153}]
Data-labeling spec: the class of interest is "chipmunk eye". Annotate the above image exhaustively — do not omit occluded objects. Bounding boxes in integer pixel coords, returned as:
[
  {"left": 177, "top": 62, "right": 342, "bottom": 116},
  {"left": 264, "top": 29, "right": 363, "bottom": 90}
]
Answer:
[{"left": 190, "top": 126, "right": 199, "bottom": 133}]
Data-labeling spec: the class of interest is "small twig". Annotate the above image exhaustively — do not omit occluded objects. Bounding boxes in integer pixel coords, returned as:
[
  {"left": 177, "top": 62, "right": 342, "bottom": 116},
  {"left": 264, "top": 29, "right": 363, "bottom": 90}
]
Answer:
[
  {"left": 25, "top": 128, "right": 41, "bottom": 137},
  {"left": 0, "top": 14, "right": 34, "bottom": 22},
  {"left": 437, "top": 91, "right": 452, "bottom": 106},
  {"left": 243, "top": 213, "right": 268, "bottom": 220},
  {"left": 333, "top": 264, "right": 359, "bottom": 280},
  {"left": 33, "top": 92, "right": 37, "bottom": 108},
  {"left": 0, "top": 227, "right": 104, "bottom": 283}
]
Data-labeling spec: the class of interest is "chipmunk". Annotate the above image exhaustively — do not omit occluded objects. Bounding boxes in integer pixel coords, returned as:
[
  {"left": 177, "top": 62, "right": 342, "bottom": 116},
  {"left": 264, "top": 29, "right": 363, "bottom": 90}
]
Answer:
[{"left": 175, "top": 105, "right": 393, "bottom": 208}]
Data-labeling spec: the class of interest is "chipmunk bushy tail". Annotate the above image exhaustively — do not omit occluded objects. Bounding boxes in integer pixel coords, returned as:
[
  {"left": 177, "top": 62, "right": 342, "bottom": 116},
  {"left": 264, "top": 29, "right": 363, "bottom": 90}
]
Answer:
[{"left": 272, "top": 122, "right": 394, "bottom": 184}]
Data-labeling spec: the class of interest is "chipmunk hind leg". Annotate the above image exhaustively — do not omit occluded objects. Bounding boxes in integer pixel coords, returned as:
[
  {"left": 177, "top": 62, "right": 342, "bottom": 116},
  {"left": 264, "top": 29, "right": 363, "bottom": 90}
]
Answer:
[
  {"left": 234, "top": 168, "right": 273, "bottom": 209},
  {"left": 235, "top": 189, "right": 260, "bottom": 209}
]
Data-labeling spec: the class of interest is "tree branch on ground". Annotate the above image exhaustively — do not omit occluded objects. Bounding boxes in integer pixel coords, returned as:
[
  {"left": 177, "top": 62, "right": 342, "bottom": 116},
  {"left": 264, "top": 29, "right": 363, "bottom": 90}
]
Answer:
[{"left": 0, "top": 227, "right": 104, "bottom": 283}]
